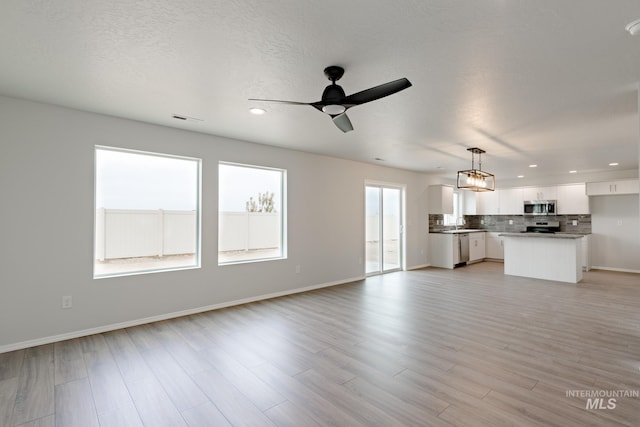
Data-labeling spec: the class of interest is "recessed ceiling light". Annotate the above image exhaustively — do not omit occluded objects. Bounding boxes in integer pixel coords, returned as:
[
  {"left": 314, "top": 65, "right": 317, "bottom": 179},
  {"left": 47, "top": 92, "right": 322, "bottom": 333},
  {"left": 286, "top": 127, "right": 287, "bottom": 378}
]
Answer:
[
  {"left": 374, "top": 157, "right": 385, "bottom": 161},
  {"left": 609, "top": 162, "right": 619, "bottom": 166},
  {"left": 529, "top": 164, "right": 537, "bottom": 168},
  {"left": 569, "top": 170, "right": 577, "bottom": 174},
  {"left": 626, "top": 19, "right": 640, "bottom": 35},
  {"left": 517, "top": 175, "right": 524, "bottom": 178},
  {"left": 249, "top": 107, "right": 266, "bottom": 115}
]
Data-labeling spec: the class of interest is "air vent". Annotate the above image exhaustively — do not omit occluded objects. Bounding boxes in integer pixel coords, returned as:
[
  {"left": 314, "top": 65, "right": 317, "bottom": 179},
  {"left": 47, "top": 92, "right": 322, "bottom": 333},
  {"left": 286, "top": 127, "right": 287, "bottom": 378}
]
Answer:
[{"left": 172, "top": 114, "right": 203, "bottom": 123}]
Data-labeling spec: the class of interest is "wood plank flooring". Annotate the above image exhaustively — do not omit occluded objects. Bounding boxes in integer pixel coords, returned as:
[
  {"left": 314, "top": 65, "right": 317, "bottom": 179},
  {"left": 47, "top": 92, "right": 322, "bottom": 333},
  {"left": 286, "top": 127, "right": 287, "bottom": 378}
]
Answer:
[{"left": 1, "top": 262, "right": 639, "bottom": 426}]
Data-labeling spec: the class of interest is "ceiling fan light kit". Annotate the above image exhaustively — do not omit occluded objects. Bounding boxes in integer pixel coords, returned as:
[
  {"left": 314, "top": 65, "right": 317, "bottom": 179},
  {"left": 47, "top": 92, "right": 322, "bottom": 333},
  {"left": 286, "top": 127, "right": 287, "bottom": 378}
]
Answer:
[
  {"left": 457, "top": 147, "right": 496, "bottom": 192},
  {"left": 249, "top": 65, "right": 412, "bottom": 132},
  {"left": 322, "top": 104, "right": 346, "bottom": 115}
]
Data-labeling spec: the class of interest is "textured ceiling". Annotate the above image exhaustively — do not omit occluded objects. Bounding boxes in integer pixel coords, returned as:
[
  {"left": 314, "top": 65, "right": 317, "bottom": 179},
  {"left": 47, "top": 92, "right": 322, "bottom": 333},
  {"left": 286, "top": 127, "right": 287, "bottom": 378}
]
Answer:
[{"left": 1, "top": 0, "right": 639, "bottom": 183}]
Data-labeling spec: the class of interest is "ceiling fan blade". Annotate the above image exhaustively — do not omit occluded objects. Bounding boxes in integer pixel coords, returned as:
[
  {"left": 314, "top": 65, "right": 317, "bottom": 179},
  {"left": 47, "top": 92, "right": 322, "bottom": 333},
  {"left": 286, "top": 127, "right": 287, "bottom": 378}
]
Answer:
[
  {"left": 248, "top": 98, "right": 310, "bottom": 106},
  {"left": 332, "top": 113, "right": 354, "bottom": 133},
  {"left": 344, "top": 78, "right": 412, "bottom": 105}
]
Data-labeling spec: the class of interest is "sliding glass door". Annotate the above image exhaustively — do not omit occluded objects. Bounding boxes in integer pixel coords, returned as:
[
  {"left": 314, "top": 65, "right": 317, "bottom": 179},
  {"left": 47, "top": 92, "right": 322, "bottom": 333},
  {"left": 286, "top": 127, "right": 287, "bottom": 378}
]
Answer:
[{"left": 365, "top": 185, "right": 403, "bottom": 275}]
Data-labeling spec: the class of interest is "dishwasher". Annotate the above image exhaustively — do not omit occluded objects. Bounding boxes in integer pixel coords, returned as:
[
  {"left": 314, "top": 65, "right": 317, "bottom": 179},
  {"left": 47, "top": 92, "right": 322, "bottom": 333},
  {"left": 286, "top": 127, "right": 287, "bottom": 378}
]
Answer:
[{"left": 457, "top": 233, "right": 470, "bottom": 264}]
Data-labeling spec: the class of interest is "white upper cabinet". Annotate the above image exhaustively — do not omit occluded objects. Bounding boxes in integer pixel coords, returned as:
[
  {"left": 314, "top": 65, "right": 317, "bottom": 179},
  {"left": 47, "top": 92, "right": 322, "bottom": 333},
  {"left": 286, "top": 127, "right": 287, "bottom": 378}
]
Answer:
[
  {"left": 522, "top": 186, "right": 557, "bottom": 201},
  {"left": 461, "top": 190, "right": 477, "bottom": 215},
  {"left": 498, "top": 188, "right": 524, "bottom": 215},
  {"left": 476, "top": 190, "right": 499, "bottom": 214},
  {"left": 586, "top": 179, "right": 639, "bottom": 196},
  {"left": 428, "top": 185, "right": 454, "bottom": 214},
  {"left": 557, "top": 184, "right": 589, "bottom": 214}
]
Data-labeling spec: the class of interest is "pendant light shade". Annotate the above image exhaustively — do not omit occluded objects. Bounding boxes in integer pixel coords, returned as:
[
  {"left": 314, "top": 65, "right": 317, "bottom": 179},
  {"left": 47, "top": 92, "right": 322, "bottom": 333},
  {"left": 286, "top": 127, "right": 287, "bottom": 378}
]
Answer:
[{"left": 457, "top": 147, "right": 495, "bottom": 192}]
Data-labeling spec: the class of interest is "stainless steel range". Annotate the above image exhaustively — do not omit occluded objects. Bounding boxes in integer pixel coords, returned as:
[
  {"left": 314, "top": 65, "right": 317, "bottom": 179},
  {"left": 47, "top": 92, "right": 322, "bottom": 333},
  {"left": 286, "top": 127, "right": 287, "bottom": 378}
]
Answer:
[{"left": 524, "top": 219, "right": 560, "bottom": 233}]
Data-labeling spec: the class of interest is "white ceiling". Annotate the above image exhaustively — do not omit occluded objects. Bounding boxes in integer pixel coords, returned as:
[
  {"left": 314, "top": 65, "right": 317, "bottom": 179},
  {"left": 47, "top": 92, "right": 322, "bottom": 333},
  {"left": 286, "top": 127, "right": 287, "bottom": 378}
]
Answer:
[{"left": 2, "top": 1, "right": 640, "bottom": 183}]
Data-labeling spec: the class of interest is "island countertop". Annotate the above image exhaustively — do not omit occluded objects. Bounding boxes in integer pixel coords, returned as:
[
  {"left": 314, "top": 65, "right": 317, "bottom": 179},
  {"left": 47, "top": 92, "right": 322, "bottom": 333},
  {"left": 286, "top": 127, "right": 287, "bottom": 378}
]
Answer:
[
  {"left": 499, "top": 232, "right": 585, "bottom": 239},
  {"left": 435, "top": 229, "right": 487, "bottom": 234}
]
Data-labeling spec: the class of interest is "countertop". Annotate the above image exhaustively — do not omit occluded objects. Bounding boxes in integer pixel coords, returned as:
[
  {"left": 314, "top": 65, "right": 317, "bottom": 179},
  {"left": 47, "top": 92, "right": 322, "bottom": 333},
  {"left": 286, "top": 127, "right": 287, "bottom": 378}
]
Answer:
[
  {"left": 434, "top": 229, "right": 487, "bottom": 234},
  {"left": 499, "top": 232, "right": 585, "bottom": 239}
]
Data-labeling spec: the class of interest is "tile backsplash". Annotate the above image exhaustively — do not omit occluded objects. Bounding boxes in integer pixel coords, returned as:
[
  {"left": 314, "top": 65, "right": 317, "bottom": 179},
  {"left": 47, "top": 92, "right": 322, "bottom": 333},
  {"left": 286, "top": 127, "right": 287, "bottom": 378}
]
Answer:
[{"left": 429, "top": 214, "right": 592, "bottom": 234}]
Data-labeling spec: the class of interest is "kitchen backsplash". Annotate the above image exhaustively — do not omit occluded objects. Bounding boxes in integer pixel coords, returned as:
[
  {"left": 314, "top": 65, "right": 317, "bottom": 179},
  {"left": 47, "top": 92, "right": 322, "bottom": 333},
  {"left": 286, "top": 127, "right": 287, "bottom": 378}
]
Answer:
[{"left": 429, "top": 214, "right": 592, "bottom": 234}]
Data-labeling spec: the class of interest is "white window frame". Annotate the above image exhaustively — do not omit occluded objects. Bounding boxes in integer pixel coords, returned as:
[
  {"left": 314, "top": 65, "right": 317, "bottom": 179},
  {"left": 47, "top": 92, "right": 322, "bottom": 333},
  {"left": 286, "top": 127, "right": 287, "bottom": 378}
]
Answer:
[
  {"left": 94, "top": 146, "right": 202, "bottom": 278},
  {"left": 218, "top": 161, "right": 287, "bottom": 265}
]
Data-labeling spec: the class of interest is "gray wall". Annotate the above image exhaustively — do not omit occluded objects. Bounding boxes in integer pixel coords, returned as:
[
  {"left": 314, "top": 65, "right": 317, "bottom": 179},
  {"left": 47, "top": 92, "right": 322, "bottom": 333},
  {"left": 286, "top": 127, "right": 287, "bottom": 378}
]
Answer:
[{"left": 0, "top": 96, "right": 430, "bottom": 350}]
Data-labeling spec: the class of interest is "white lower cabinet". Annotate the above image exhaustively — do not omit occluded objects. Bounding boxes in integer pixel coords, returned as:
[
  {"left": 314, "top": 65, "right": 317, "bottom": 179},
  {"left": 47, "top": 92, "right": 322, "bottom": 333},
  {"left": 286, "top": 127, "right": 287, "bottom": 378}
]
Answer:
[
  {"left": 469, "top": 232, "right": 485, "bottom": 262},
  {"left": 485, "top": 232, "right": 504, "bottom": 260},
  {"left": 430, "top": 232, "right": 487, "bottom": 268},
  {"left": 428, "top": 233, "right": 458, "bottom": 269}
]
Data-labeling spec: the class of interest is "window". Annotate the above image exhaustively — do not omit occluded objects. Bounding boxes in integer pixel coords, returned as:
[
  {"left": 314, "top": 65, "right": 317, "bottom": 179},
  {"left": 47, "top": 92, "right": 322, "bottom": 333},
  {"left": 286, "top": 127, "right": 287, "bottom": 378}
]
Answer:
[
  {"left": 218, "top": 162, "right": 286, "bottom": 264},
  {"left": 444, "top": 192, "right": 460, "bottom": 225},
  {"left": 94, "top": 147, "right": 201, "bottom": 278}
]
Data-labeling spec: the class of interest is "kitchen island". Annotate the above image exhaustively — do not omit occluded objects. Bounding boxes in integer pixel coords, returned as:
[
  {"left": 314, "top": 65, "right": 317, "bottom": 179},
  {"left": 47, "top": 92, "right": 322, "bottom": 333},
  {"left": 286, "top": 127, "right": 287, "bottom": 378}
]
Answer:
[{"left": 499, "top": 233, "right": 585, "bottom": 283}]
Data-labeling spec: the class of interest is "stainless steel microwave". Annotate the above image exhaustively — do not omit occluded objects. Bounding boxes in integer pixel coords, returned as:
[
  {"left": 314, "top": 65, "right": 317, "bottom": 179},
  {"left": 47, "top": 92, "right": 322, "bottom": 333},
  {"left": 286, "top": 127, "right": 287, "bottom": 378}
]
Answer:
[{"left": 523, "top": 200, "right": 556, "bottom": 216}]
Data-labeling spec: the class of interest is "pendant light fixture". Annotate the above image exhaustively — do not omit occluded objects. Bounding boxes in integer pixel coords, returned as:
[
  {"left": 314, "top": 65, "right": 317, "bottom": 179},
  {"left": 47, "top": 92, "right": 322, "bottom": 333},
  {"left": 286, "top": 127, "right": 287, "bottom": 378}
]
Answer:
[{"left": 457, "top": 147, "right": 495, "bottom": 192}]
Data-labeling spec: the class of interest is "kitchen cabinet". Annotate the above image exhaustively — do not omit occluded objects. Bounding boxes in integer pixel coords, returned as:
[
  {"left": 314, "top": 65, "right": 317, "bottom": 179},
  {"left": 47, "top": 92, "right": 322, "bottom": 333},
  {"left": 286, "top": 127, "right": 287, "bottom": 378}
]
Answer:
[
  {"left": 499, "top": 188, "right": 524, "bottom": 215},
  {"left": 557, "top": 184, "right": 589, "bottom": 214},
  {"left": 501, "top": 233, "right": 583, "bottom": 283},
  {"left": 469, "top": 232, "right": 486, "bottom": 262},
  {"left": 476, "top": 190, "right": 499, "bottom": 214},
  {"left": 461, "top": 190, "right": 477, "bottom": 215},
  {"left": 522, "top": 186, "right": 557, "bottom": 201},
  {"left": 428, "top": 185, "right": 454, "bottom": 214},
  {"left": 585, "top": 179, "right": 639, "bottom": 196},
  {"left": 428, "top": 233, "right": 459, "bottom": 268},
  {"left": 485, "top": 232, "right": 504, "bottom": 260}
]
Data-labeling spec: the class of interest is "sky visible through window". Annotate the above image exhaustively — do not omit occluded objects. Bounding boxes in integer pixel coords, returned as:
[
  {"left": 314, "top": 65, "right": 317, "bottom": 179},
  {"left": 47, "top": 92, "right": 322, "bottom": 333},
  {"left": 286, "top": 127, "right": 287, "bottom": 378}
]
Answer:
[
  {"left": 95, "top": 148, "right": 198, "bottom": 210},
  {"left": 218, "top": 163, "right": 282, "bottom": 212}
]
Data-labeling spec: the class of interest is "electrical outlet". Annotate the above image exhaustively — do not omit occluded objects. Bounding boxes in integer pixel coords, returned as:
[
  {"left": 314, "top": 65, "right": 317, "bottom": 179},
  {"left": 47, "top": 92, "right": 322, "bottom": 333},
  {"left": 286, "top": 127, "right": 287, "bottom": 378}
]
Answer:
[
  {"left": 295, "top": 265, "right": 301, "bottom": 274},
  {"left": 480, "top": 219, "right": 484, "bottom": 225},
  {"left": 508, "top": 219, "right": 513, "bottom": 225},
  {"left": 62, "top": 295, "right": 73, "bottom": 309},
  {"left": 572, "top": 220, "right": 578, "bottom": 226}
]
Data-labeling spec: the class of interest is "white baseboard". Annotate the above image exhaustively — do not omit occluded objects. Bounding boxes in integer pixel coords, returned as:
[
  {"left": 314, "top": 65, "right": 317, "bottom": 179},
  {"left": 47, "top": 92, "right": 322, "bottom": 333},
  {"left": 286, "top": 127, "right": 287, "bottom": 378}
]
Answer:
[
  {"left": 407, "top": 264, "right": 430, "bottom": 270},
  {"left": 590, "top": 266, "right": 640, "bottom": 274},
  {"left": 0, "top": 276, "right": 365, "bottom": 354}
]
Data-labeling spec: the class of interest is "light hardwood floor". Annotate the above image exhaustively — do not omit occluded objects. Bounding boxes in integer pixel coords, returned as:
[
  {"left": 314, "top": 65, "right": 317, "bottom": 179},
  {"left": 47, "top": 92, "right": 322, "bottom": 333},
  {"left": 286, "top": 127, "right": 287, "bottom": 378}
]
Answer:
[{"left": 1, "top": 262, "right": 639, "bottom": 426}]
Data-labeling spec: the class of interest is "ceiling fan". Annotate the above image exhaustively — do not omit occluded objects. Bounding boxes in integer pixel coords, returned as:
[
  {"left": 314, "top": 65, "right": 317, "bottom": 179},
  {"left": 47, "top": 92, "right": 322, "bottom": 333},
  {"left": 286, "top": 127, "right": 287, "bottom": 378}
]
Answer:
[{"left": 249, "top": 66, "right": 412, "bottom": 133}]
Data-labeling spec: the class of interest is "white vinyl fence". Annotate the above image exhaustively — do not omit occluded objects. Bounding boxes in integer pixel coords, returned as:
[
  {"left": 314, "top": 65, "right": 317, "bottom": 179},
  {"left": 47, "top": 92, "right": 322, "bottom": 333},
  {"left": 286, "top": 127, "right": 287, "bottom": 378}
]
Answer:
[
  {"left": 218, "top": 212, "right": 281, "bottom": 252},
  {"left": 95, "top": 209, "right": 280, "bottom": 260},
  {"left": 366, "top": 214, "right": 400, "bottom": 242},
  {"left": 95, "top": 209, "right": 197, "bottom": 260}
]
